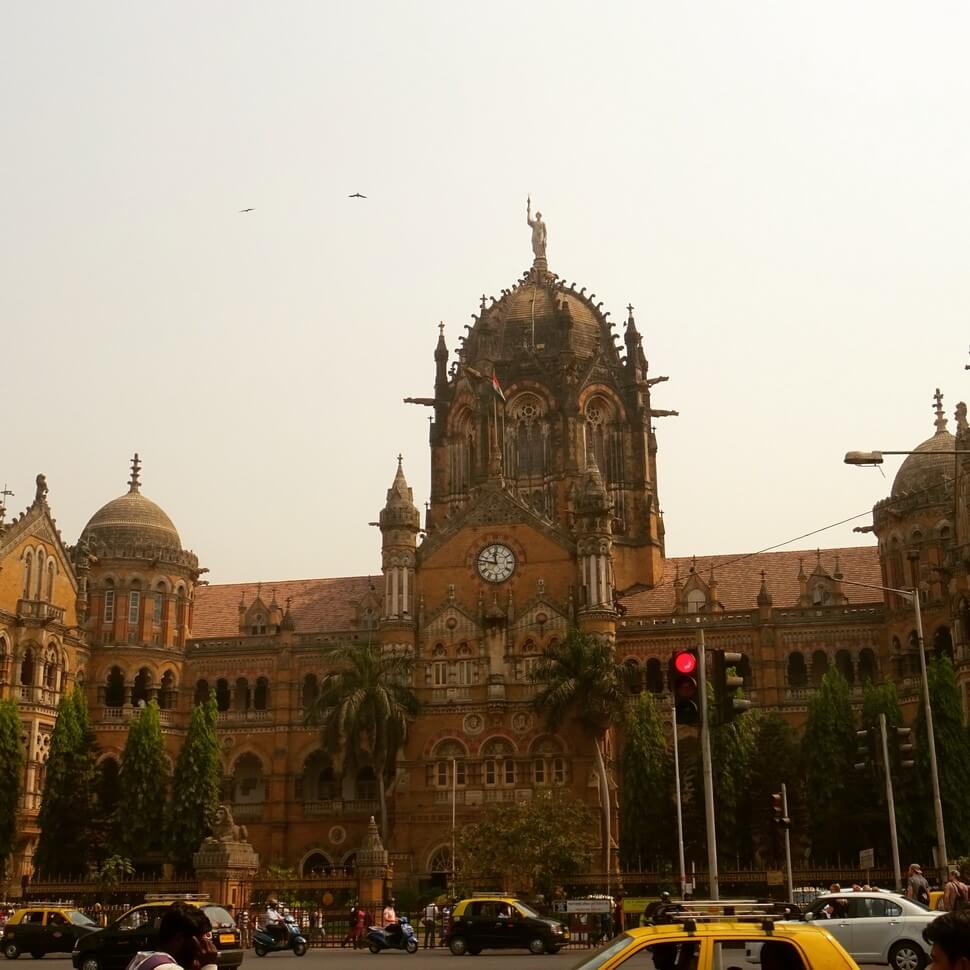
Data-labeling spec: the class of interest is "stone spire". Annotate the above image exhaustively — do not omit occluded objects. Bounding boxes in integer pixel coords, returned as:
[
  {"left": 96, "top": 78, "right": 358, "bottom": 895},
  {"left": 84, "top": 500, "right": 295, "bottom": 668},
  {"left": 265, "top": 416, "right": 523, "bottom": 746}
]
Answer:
[
  {"left": 757, "top": 570, "right": 773, "bottom": 607},
  {"left": 380, "top": 457, "right": 419, "bottom": 623},
  {"left": 933, "top": 387, "right": 948, "bottom": 434},
  {"left": 128, "top": 453, "right": 142, "bottom": 494}
]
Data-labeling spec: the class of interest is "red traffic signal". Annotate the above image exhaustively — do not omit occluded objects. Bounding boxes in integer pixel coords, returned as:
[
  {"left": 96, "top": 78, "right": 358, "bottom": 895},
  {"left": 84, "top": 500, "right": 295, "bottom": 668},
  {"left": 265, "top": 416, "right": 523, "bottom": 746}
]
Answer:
[
  {"left": 669, "top": 649, "right": 699, "bottom": 725},
  {"left": 770, "top": 792, "right": 790, "bottom": 829}
]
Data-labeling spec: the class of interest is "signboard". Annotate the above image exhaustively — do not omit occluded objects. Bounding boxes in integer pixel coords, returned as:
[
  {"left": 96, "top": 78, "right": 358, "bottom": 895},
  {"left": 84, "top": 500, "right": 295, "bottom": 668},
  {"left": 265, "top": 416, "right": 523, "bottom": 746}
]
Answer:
[
  {"left": 766, "top": 870, "right": 785, "bottom": 887},
  {"left": 859, "top": 848, "right": 875, "bottom": 869},
  {"left": 566, "top": 899, "right": 611, "bottom": 913}
]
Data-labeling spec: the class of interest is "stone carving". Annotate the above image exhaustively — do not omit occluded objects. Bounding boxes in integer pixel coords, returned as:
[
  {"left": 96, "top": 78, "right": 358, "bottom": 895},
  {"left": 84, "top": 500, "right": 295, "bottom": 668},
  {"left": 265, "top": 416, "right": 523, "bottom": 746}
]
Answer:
[
  {"left": 34, "top": 474, "right": 48, "bottom": 505},
  {"left": 957, "top": 401, "right": 968, "bottom": 433},
  {"left": 527, "top": 197, "right": 547, "bottom": 260},
  {"left": 204, "top": 804, "right": 249, "bottom": 844}
]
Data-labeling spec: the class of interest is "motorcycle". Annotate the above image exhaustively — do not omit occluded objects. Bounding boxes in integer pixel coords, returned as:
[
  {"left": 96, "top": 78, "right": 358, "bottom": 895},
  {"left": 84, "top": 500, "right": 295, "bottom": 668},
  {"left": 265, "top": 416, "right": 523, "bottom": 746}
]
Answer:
[
  {"left": 253, "top": 916, "right": 309, "bottom": 957},
  {"left": 366, "top": 916, "right": 418, "bottom": 954}
]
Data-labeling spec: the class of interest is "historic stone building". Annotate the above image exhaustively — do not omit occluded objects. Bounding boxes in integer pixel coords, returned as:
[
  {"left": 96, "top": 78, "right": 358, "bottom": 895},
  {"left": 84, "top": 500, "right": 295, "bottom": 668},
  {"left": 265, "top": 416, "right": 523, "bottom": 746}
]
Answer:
[{"left": 2, "top": 223, "right": 968, "bottom": 886}]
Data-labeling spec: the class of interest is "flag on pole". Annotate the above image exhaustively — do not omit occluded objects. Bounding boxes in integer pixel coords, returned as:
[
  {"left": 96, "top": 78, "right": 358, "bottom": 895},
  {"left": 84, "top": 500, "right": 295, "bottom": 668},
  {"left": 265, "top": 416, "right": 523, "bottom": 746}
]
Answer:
[{"left": 491, "top": 371, "right": 506, "bottom": 402}]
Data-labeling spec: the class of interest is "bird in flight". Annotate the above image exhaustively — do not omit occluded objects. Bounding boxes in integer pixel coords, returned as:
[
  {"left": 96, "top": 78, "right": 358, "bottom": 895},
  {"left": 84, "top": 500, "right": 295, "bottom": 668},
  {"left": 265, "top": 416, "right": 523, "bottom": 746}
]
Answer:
[
  {"left": 348, "top": 192, "right": 367, "bottom": 199},
  {"left": 239, "top": 207, "right": 254, "bottom": 213}
]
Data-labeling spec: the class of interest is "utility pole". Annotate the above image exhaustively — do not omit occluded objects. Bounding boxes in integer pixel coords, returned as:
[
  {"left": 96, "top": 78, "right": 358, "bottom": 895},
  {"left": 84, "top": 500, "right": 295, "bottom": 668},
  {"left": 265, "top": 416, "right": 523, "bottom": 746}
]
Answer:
[
  {"left": 781, "top": 783, "right": 793, "bottom": 901},
  {"left": 698, "top": 628, "right": 718, "bottom": 899},
  {"left": 672, "top": 699, "right": 686, "bottom": 899},
  {"left": 879, "top": 713, "right": 903, "bottom": 891}
]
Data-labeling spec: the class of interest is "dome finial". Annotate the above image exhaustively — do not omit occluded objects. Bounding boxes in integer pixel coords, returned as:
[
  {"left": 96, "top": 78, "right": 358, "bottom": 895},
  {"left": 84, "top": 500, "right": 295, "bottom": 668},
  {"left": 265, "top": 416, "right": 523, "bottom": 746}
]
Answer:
[
  {"left": 128, "top": 453, "right": 141, "bottom": 494},
  {"left": 934, "top": 388, "right": 948, "bottom": 434}
]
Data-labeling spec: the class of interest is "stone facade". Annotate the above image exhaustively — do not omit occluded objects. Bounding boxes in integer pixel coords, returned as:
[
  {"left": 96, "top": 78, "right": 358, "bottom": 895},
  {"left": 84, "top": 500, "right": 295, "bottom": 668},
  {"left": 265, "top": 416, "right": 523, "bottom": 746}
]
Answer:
[{"left": 2, "top": 241, "right": 968, "bottom": 887}]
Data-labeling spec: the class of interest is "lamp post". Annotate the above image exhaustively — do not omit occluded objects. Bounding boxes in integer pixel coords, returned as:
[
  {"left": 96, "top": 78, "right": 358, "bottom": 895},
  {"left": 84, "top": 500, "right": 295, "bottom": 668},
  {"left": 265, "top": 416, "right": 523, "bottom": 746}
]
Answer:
[{"left": 839, "top": 574, "right": 947, "bottom": 882}]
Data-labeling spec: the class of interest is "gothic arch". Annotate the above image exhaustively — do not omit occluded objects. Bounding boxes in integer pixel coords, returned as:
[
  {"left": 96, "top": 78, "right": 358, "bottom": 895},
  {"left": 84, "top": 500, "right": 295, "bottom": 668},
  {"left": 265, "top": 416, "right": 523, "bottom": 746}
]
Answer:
[
  {"left": 858, "top": 648, "right": 878, "bottom": 684},
  {"left": 300, "top": 850, "right": 333, "bottom": 876},
  {"left": 810, "top": 650, "right": 828, "bottom": 687},
  {"left": 787, "top": 653, "right": 808, "bottom": 689}
]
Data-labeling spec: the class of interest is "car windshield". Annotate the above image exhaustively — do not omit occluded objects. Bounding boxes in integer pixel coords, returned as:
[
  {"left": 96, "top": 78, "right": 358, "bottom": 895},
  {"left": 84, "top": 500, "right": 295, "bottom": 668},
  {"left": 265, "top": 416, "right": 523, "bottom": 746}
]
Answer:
[
  {"left": 67, "top": 911, "right": 96, "bottom": 927},
  {"left": 568, "top": 933, "right": 636, "bottom": 970},
  {"left": 515, "top": 902, "right": 540, "bottom": 919},
  {"left": 204, "top": 907, "right": 236, "bottom": 929}
]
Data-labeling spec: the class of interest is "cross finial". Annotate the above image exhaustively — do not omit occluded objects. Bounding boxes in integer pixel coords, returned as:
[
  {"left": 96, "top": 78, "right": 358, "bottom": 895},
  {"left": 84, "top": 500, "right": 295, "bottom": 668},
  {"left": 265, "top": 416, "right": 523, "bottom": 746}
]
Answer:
[
  {"left": 934, "top": 387, "right": 948, "bottom": 433},
  {"left": 626, "top": 303, "right": 634, "bottom": 316},
  {"left": 760, "top": 570, "right": 766, "bottom": 581},
  {"left": 397, "top": 453, "right": 403, "bottom": 468},
  {"left": 438, "top": 321, "right": 445, "bottom": 335},
  {"left": 480, "top": 293, "right": 487, "bottom": 311},
  {"left": 128, "top": 453, "right": 141, "bottom": 493}
]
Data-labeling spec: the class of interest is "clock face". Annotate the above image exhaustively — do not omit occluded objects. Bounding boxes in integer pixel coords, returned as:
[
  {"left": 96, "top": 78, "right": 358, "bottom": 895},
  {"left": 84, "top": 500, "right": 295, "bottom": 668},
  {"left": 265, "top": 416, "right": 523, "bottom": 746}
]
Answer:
[{"left": 476, "top": 543, "right": 516, "bottom": 583}]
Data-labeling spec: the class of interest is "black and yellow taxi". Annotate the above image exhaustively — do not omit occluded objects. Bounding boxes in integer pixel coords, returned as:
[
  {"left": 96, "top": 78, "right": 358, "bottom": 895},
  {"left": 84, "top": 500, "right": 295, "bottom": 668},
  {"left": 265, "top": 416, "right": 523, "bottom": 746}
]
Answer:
[
  {"left": 71, "top": 898, "right": 242, "bottom": 970},
  {"left": 2, "top": 906, "right": 99, "bottom": 959},
  {"left": 445, "top": 896, "right": 569, "bottom": 955}
]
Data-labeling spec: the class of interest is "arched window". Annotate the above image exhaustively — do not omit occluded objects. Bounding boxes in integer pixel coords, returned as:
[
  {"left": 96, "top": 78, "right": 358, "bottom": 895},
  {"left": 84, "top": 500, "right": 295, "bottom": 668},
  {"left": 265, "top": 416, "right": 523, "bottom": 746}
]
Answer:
[
  {"left": 302, "top": 852, "right": 332, "bottom": 877},
  {"left": 449, "top": 407, "right": 475, "bottom": 496},
  {"left": 427, "top": 846, "right": 454, "bottom": 876},
  {"left": 23, "top": 553, "right": 33, "bottom": 600},
  {"left": 302, "top": 674, "right": 320, "bottom": 712},
  {"left": 934, "top": 626, "right": 954, "bottom": 660},
  {"left": 44, "top": 647, "right": 58, "bottom": 690},
  {"left": 103, "top": 581, "right": 115, "bottom": 624},
  {"left": 456, "top": 645, "right": 473, "bottom": 686},
  {"left": 835, "top": 649, "right": 854, "bottom": 686},
  {"left": 232, "top": 753, "right": 266, "bottom": 805},
  {"left": 194, "top": 679, "right": 210, "bottom": 706},
  {"left": 908, "top": 631, "right": 921, "bottom": 676},
  {"left": 584, "top": 394, "right": 625, "bottom": 521},
  {"left": 787, "top": 653, "right": 808, "bottom": 689},
  {"left": 131, "top": 668, "right": 151, "bottom": 706},
  {"left": 254, "top": 677, "right": 269, "bottom": 710},
  {"left": 20, "top": 647, "right": 35, "bottom": 687},
  {"left": 430, "top": 740, "right": 467, "bottom": 788},
  {"left": 686, "top": 589, "right": 706, "bottom": 614},
  {"left": 0, "top": 638, "right": 8, "bottom": 684},
  {"left": 105, "top": 666, "right": 125, "bottom": 707},
  {"left": 159, "top": 670, "right": 176, "bottom": 710},
  {"left": 234, "top": 678, "right": 250, "bottom": 712},
  {"left": 35, "top": 549, "right": 46, "bottom": 600},
  {"left": 810, "top": 650, "right": 828, "bottom": 687},
  {"left": 45, "top": 560, "right": 55, "bottom": 602},
  {"left": 317, "top": 766, "right": 337, "bottom": 800},
  {"left": 215, "top": 678, "right": 231, "bottom": 712},
  {"left": 154, "top": 584, "right": 165, "bottom": 626},
  {"left": 858, "top": 648, "right": 877, "bottom": 684},
  {"left": 300, "top": 751, "right": 336, "bottom": 802},
  {"left": 355, "top": 766, "right": 377, "bottom": 801},
  {"left": 645, "top": 657, "right": 664, "bottom": 694},
  {"left": 128, "top": 584, "right": 141, "bottom": 634}
]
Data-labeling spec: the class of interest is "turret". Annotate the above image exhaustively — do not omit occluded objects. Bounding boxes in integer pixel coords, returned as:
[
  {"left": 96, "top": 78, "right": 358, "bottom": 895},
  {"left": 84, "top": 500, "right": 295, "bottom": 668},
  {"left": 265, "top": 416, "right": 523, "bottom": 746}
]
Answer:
[{"left": 379, "top": 457, "right": 420, "bottom": 623}]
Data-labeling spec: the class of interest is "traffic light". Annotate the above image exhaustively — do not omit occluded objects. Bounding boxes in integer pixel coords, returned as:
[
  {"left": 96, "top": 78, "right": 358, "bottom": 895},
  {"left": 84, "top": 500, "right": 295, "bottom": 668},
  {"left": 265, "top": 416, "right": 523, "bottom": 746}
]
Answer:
[
  {"left": 712, "top": 650, "right": 752, "bottom": 724},
  {"left": 669, "top": 648, "right": 700, "bottom": 725},
  {"left": 855, "top": 727, "right": 876, "bottom": 773},
  {"left": 895, "top": 726, "right": 915, "bottom": 769},
  {"left": 770, "top": 792, "right": 790, "bottom": 829}
]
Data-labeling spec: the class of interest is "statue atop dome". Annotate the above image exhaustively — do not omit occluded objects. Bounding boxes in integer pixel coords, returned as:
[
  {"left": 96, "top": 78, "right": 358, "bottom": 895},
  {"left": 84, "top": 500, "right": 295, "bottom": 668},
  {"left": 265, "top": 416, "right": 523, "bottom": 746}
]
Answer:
[{"left": 527, "top": 196, "right": 547, "bottom": 261}]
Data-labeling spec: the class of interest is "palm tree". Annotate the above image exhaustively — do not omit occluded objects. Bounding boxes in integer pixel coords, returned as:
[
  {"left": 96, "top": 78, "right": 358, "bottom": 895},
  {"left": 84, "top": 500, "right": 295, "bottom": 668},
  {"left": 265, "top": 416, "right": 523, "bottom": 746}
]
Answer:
[
  {"left": 532, "top": 629, "right": 631, "bottom": 878},
  {"left": 311, "top": 641, "right": 420, "bottom": 840}
]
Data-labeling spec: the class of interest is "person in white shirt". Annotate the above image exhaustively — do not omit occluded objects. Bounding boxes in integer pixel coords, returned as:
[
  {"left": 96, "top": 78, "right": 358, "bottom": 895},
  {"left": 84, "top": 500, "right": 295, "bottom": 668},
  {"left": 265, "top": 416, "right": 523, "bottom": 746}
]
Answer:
[
  {"left": 125, "top": 902, "right": 218, "bottom": 970},
  {"left": 422, "top": 902, "right": 439, "bottom": 949},
  {"left": 263, "top": 899, "right": 284, "bottom": 943}
]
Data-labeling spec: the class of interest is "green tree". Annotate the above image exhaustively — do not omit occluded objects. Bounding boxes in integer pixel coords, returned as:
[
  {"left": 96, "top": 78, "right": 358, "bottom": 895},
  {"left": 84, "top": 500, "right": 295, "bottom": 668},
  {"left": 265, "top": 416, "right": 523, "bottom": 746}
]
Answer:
[
  {"left": 312, "top": 642, "right": 420, "bottom": 840},
  {"left": 457, "top": 790, "right": 594, "bottom": 896},
  {"left": 116, "top": 700, "right": 169, "bottom": 860},
  {"left": 619, "top": 692, "right": 673, "bottom": 871},
  {"left": 801, "top": 666, "right": 859, "bottom": 864},
  {"left": 914, "top": 655, "right": 970, "bottom": 858},
  {"left": 35, "top": 690, "right": 96, "bottom": 875},
  {"left": 747, "top": 714, "right": 801, "bottom": 867},
  {"left": 532, "top": 629, "right": 631, "bottom": 877},
  {"left": 167, "top": 696, "right": 221, "bottom": 872},
  {"left": 0, "top": 698, "right": 25, "bottom": 880}
]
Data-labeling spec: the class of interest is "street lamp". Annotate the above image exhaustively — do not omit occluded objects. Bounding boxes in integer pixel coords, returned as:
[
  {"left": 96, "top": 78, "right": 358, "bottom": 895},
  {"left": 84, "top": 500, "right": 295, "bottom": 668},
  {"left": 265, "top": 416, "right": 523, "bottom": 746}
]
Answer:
[
  {"left": 844, "top": 449, "right": 970, "bottom": 466},
  {"left": 839, "top": 576, "right": 947, "bottom": 882}
]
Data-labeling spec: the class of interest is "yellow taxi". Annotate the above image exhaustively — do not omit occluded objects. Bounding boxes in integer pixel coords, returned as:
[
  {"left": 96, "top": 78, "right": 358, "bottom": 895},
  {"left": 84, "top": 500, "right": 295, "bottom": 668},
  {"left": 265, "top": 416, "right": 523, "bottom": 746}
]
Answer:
[
  {"left": 2, "top": 906, "right": 98, "bottom": 959},
  {"left": 445, "top": 895, "right": 569, "bottom": 955},
  {"left": 570, "top": 917, "right": 860, "bottom": 969}
]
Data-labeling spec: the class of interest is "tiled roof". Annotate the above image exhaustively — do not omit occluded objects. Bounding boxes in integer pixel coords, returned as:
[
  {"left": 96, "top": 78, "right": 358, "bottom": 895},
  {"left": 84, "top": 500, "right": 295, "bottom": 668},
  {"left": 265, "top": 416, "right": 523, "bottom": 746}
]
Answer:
[
  {"left": 191, "top": 575, "right": 379, "bottom": 639},
  {"left": 620, "top": 545, "right": 882, "bottom": 616}
]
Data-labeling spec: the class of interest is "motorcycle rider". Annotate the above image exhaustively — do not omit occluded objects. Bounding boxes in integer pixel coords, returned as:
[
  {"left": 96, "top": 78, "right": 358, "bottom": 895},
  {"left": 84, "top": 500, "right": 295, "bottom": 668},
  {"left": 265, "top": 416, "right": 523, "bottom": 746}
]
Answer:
[
  {"left": 263, "top": 899, "right": 285, "bottom": 944},
  {"left": 382, "top": 900, "right": 401, "bottom": 947}
]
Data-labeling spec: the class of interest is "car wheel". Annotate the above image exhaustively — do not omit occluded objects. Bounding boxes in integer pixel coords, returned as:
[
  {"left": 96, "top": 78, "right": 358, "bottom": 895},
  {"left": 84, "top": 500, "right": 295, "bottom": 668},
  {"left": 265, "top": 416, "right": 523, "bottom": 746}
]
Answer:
[
  {"left": 368, "top": 942, "right": 381, "bottom": 954},
  {"left": 449, "top": 937, "right": 468, "bottom": 956},
  {"left": 405, "top": 940, "right": 418, "bottom": 954},
  {"left": 889, "top": 941, "right": 927, "bottom": 970},
  {"left": 253, "top": 945, "right": 268, "bottom": 958},
  {"left": 528, "top": 938, "right": 546, "bottom": 955},
  {"left": 80, "top": 958, "right": 99, "bottom": 970},
  {"left": 292, "top": 942, "right": 307, "bottom": 957},
  {"left": 2, "top": 945, "right": 18, "bottom": 961}
]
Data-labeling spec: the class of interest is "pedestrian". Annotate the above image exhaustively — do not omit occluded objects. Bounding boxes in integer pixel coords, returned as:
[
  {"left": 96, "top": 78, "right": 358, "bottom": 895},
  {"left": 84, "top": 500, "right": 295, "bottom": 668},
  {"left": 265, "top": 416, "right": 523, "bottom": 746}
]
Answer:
[
  {"left": 923, "top": 908, "right": 970, "bottom": 970},
  {"left": 439, "top": 904, "right": 451, "bottom": 947},
  {"left": 237, "top": 909, "right": 249, "bottom": 948},
  {"left": 943, "top": 871, "right": 970, "bottom": 912},
  {"left": 422, "top": 900, "right": 439, "bottom": 949},
  {"left": 125, "top": 901, "right": 218, "bottom": 970},
  {"left": 907, "top": 864, "right": 932, "bottom": 907}
]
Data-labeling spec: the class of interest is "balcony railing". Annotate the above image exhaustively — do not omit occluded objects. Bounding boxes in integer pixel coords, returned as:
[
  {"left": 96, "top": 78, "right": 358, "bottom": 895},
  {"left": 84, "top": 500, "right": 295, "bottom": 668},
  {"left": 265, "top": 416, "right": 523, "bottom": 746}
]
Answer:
[
  {"left": 302, "top": 799, "right": 380, "bottom": 817},
  {"left": 18, "top": 686, "right": 58, "bottom": 707},
  {"left": 16, "top": 599, "right": 65, "bottom": 623},
  {"left": 101, "top": 706, "right": 175, "bottom": 726},
  {"left": 231, "top": 803, "right": 264, "bottom": 820},
  {"left": 431, "top": 687, "right": 472, "bottom": 704},
  {"left": 217, "top": 710, "right": 272, "bottom": 723}
]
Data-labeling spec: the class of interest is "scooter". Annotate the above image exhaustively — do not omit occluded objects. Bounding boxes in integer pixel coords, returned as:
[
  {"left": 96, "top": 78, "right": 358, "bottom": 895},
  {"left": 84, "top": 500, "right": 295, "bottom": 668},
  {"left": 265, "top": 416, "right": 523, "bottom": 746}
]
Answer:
[
  {"left": 253, "top": 916, "right": 309, "bottom": 957},
  {"left": 366, "top": 916, "right": 418, "bottom": 954}
]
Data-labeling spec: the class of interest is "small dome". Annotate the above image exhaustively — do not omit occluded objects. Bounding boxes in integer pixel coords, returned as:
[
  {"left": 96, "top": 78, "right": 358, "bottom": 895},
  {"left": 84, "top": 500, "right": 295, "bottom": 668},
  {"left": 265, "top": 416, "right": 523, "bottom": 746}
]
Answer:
[
  {"left": 892, "top": 391, "right": 956, "bottom": 497},
  {"left": 80, "top": 454, "right": 183, "bottom": 552}
]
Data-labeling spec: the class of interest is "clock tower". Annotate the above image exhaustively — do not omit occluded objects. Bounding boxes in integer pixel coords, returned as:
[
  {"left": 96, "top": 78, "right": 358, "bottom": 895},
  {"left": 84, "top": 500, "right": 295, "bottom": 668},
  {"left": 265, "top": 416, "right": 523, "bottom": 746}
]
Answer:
[{"left": 388, "top": 217, "right": 676, "bottom": 881}]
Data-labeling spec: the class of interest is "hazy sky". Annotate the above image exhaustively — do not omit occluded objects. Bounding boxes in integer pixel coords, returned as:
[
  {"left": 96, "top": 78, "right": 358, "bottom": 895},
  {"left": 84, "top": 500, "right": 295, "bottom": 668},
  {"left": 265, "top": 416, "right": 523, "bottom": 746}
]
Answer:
[{"left": 4, "top": 2, "right": 969, "bottom": 585}]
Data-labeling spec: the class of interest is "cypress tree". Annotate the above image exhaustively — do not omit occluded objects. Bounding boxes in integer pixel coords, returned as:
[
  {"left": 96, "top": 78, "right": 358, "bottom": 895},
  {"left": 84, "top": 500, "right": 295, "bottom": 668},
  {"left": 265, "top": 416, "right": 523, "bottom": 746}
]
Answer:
[
  {"left": 748, "top": 713, "right": 801, "bottom": 867},
  {"left": 710, "top": 689, "right": 758, "bottom": 868},
  {"left": 116, "top": 700, "right": 169, "bottom": 861},
  {"left": 801, "top": 666, "right": 860, "bottom": 864},
  {"left": 619, "top": 692, "right": 673, "bottom": 871},
  {"left": 35, "top": 694, "right": 85, "bottom": 874},
  {"left": 167, "top": 696, "right": 221, "bottom": 873},
  {"left": 914, "top": 655, "right": 970, "bottom": 858},
  {"left": 0, "top": 698, "right": 25, "bottom": 880}
]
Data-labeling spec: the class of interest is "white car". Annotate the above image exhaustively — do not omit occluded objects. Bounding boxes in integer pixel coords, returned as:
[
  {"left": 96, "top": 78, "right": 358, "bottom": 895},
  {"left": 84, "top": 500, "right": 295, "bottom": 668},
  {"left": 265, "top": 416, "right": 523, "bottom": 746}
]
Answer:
[{"left": 801, "top": 892, "right": 935, "bottom": 970}]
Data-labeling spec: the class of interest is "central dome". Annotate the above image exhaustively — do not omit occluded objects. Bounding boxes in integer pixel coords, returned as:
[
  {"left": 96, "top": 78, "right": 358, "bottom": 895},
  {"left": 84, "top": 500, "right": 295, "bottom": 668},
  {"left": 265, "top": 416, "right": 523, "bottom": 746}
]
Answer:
[
  {"left": 892, "top": 391, "right": 956, "bottom": 497},
  {"left": 467, "top": 264, "right": 616, "bottom": 364}
]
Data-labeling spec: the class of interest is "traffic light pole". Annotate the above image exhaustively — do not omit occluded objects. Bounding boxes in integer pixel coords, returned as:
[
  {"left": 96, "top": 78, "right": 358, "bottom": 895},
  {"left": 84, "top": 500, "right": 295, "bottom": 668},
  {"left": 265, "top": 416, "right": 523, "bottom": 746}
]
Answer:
[
  {"left": 781, "top": 783, "right": 793, "bottom": 902},
  {"left": 672, "top": 699, "right": 687, "bottom": 900},
  {"left": 698, "top": 629, "right": 719, "bottom": 900},
  {"left": 879, "top": 713, "right": 903, "bottom": 891}
]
